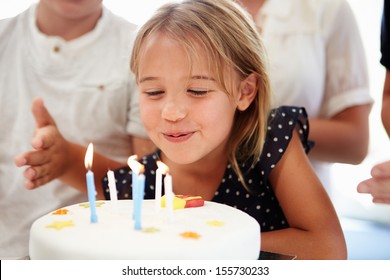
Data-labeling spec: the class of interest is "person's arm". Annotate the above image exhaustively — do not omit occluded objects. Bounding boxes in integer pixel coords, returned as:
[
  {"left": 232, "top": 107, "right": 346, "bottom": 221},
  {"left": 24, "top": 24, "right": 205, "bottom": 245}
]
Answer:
[
  {"left": 261, "top": 131, "right": 347, "bottom": 259},
  {"left": 308, "top": 104, "right": 371, "bottom": 164},
  {"left": 306, "top": 1, "right": 372, "bottom": 165},
  {"left": 357, "top": 160, "right": 390, "bottom": 204}
]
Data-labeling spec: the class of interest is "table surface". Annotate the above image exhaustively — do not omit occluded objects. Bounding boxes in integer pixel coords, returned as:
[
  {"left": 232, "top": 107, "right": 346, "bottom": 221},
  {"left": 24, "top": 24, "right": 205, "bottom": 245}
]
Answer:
[{"left": 7, "top": 251, "right": 296, "bottom": 260}]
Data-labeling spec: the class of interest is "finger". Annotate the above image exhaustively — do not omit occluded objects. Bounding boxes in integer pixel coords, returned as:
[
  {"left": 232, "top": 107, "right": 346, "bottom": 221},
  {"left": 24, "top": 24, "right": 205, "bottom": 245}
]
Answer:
[
  {"left": 18, "top": 149, "right": 51, "bottom": 167},
  {"left": 24, "top": 173, "right": 52, "bottom": 190},
  {"left": 371, "top": 161, "right": 390, "bottom": 178},
  {"left": 372, "top": 197, "right": 390, "bottom": 204},
  {"left": 14, "top": 154, "right": 27, "bottom": 167},
  {"left": 357, "top": 181, "right": 371, "bottom": 194},
  {"left": 32, "top": 97, "right": 56, "bottom": 129},
  {"left": 23, "top": 163, "right": 50, "bottom": 181},
  {"left": 31, "top": 125, "right": 57, "bottom": 150}
]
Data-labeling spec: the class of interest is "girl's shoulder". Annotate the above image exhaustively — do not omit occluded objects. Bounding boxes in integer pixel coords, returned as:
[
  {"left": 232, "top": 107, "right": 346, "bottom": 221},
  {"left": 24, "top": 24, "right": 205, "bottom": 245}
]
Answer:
[{"left": 250, "top": 106, "right": 313, "bottom": 190}]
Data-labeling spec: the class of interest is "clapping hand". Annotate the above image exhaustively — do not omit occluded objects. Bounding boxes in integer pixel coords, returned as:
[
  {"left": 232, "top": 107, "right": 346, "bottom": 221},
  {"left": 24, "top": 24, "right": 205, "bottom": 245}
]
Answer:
[
  {"left": 357, "top": 161, "right": 390, "bottom": 204},
  {"left": 14, "top": 97, "right": 70, "bottom": 189}
]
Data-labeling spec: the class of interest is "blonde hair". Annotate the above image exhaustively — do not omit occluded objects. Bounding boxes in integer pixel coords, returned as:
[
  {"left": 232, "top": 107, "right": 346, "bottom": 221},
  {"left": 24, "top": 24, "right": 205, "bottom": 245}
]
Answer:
[{"left": 130, "top": 0, "right": 271, "bottom": 189}]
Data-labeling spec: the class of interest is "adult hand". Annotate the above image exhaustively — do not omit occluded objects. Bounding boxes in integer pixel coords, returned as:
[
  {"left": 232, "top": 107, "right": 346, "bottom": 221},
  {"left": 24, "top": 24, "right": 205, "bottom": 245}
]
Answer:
[
  {"left": 357, "top": 161, "right": 390, "bottom": 204},
  {"left": 14, "top": 97, "right": 70, "bottom": 189}
]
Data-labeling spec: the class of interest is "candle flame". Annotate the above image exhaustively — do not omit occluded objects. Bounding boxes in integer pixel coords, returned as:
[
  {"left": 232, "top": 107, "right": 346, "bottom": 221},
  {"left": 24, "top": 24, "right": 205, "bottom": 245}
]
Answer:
[
  {"left": 84, "top": 143, "right": 94, "bottom": 170},
  {"left": 156, "top": 161, "right": 169, "bottom": 175},
  {"left": 127, "top": 155, "right": 145, "bottom": 174}
]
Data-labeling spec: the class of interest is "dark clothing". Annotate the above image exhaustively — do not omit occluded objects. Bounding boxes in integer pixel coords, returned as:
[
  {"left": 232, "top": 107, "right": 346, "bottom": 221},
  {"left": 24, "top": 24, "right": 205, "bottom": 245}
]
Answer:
[{"left": 381, "top": 0, "right": 390, "bottom": 69}]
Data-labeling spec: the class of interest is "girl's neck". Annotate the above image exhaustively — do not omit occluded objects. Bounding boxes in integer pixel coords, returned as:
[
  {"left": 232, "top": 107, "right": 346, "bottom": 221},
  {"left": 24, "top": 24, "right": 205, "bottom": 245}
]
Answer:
[
  {"left": 160, "top": 152, "right": 229, "bottom": 201},
  {"left": 36, "top": 4, "right": 102, "bottom": 41}
]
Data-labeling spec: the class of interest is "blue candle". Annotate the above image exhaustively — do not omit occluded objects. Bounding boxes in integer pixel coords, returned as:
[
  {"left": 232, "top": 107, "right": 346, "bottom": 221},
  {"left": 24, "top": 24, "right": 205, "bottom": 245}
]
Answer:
[
  {"left": 84, "top": 143, "right": 98, "bottom": 223},
  {"left": 128, "top": 155, "right": 145, "bottom": 230},
  {"left": 86, "top": 169, "right": 98, "bottom": 223},
  {"left": 134, "top": 173, "right": 145, "bottom": 230}
]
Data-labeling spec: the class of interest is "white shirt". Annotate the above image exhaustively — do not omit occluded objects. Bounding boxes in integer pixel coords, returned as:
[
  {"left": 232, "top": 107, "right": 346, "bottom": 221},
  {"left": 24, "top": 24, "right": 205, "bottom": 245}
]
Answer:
[
  {"left": 0, "top": 4, "right": 146, "bottom": 257},
  {"left": 255, "top": 0, "right": 373, "bottom": 190}
]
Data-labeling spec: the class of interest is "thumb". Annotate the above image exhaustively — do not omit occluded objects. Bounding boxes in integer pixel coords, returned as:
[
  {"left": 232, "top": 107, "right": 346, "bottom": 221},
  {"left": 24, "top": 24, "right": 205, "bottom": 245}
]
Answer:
[{"left": 32, "top": 97, "right": 56, "bottom": 129}]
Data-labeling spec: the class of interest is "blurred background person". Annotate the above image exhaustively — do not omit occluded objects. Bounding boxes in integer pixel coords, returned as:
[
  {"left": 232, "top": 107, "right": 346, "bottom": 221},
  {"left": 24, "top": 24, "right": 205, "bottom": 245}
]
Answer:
[
  {"left": 0, "top": 0, "right": 154, "bottom": 258},
  {"left": 238, "top": 0, "right": 373, "bottom": 197}
]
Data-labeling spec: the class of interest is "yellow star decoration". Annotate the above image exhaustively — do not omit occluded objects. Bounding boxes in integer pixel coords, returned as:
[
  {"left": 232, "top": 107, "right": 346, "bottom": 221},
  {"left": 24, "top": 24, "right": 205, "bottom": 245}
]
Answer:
[
  {"left": 142, "top": 227, "right": 160, "bottom": 233},
  {"left": 180, "top": 231, "right": 201, "bottom": 239},
  {"left": 79, "top": 201, "right": 105, "bottom": 208},
  {"left": 46, "top": 220, "right": 75, "bottom": 230},
  {"left": 206, "top": 220, "right": 225, "bottom": 227},
  {"left": 51, "top": 208, "right": 69, "bottom": 215}
]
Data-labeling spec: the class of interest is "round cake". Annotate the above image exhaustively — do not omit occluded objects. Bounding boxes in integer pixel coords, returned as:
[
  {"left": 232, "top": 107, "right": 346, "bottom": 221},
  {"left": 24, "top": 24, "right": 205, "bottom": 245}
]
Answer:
[{"left": 29, "top": 199, "right": 260, "bottom": 259}]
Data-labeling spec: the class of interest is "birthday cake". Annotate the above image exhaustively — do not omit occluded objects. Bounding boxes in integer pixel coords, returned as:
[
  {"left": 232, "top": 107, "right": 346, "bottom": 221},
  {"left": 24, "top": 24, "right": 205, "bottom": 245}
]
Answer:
[{"left": 29, "top": 199, "right": 261, "bottom": 259}]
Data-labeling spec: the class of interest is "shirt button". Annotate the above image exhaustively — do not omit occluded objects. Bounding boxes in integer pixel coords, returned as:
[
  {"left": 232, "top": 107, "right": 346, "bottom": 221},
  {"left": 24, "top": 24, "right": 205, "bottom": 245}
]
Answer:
[
  {"left": 53, "top": 46, "right": 60, "bottom": 53},
  {"left": 98, "top": 84, "right": 105, "bottom": 91}
]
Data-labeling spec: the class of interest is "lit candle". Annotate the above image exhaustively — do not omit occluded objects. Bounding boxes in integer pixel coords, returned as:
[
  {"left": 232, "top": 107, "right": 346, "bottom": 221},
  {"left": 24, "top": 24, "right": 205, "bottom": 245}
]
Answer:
[
  {"left": 155, "top": 161, "right": 168, "bottom": 211},
  {"left": 107, "top": 169, "right": 117, "bottom": 201},
  {"left": 84, "top": 143, "right": 98, "bottom": 223},
  {"left": 164, "top": 170, "right": 174, "bottom": 222},
  {"left": 127, "top": 155, "right": 145, "bottom": 230}
]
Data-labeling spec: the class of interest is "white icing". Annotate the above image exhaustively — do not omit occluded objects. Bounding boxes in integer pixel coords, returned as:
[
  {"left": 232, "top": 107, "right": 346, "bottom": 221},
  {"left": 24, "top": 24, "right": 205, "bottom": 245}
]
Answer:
[{"left": 29, "top": 200, "right": 260, "bottom": 259}]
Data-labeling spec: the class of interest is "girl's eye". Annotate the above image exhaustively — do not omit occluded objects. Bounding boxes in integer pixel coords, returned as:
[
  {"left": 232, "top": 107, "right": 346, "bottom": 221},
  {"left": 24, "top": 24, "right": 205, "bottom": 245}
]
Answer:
[
  {"left": 144, "top": 90, "right": 164, "bottom": 97},
  {"left": 188, "top": 89, "right": 208, "bottom": 96}
]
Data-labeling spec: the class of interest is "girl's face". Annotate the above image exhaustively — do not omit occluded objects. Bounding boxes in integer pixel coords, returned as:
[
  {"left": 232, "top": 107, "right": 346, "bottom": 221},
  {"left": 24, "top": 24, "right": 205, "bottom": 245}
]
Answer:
[{"left": 138, "top": 33, "right": 244, "bottom": 165}]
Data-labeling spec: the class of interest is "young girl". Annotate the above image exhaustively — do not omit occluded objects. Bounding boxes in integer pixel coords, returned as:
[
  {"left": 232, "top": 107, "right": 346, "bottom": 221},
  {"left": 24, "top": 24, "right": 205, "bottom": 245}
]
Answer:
[{"left": 102, "top": 0, "right": 347, "bottom": 259}]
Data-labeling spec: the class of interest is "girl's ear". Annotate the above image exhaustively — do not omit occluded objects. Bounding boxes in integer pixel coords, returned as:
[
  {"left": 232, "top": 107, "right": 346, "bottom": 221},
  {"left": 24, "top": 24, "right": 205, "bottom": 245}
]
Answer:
[{"left": 237, "top": 73, "right": 258, "bottom": 111}]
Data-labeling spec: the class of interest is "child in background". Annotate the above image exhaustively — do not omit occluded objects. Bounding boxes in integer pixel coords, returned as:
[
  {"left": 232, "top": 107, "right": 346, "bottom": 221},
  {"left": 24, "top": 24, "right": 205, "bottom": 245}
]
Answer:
[{"left": 103, "top": 0, "right": 347, "bottom": 259}]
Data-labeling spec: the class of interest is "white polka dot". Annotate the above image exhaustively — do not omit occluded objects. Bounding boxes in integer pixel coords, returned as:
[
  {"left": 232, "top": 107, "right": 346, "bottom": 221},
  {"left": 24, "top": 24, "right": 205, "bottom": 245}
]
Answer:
[
  {"left": 226, "top": 188, "right": 230, "bottom": 193},
  {"left": 122, "top": 180, "right": 127, "bottom": 184},
  {"left": 256, "top": 205, "right": 261, "bottom": 210},
  {"left": 236, "top": 191, "right": 240, "bottom": 196},
  {"left": 246, "top": 194, "right": 250, "bottom": 198},
  {"left": 266, "top": 208, "right": 270, "bottom": 213},
  {"left": 288, "top": 121, "right": 293, "bottom": 125},
  {"left": 270, "top": 164, "right": 275, "bottom": 169},
  {"left": 273, "top": 137, "right": 278, "bottom": 142},
  {"left": 278, "top": 124, "right": 282, "bottom": 129},
  {"left": 278, "top": 148, "right": 283, "bottom": 153},
  {"left": 285, "top": 135, "right": 290, "bottom": 140},
  {"left": 248, "top": 179, "right": 253, "bottom": 184},
  {"left": 267, "top": 153, "right": 271, "bottom": 158}
]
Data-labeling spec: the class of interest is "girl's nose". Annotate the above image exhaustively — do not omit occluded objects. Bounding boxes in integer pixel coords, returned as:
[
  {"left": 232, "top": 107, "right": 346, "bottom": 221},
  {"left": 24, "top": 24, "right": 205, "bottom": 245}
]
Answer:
[{"left": 161, "top": 97, "right": 187, "bottom": 122}]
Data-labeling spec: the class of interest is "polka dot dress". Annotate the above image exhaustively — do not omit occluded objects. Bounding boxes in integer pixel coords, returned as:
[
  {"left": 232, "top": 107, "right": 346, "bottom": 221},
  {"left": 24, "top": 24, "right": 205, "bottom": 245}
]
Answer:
[{"left": 101, "top": 106, "right": 312, "bottom": 233}]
